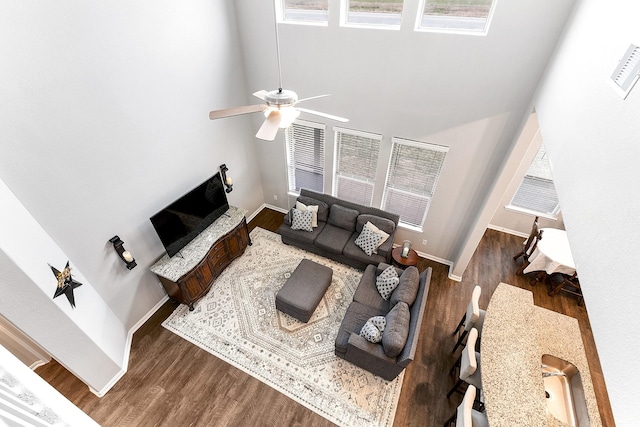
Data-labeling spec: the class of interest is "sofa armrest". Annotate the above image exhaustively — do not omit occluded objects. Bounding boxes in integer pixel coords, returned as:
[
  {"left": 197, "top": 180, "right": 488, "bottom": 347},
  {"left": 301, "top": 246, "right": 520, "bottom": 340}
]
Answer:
[
  {"left": 344, "top": 333, "right": 404, "bottom": 381},
  {"left": 376, "top": 232, "right": 395, "bottom": 261}
]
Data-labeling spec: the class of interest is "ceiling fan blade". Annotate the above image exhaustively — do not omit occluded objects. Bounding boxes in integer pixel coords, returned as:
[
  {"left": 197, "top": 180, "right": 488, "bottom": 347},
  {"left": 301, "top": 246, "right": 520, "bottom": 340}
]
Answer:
[
  {"left": 296, "top": 107, "right": 349, "bottom": 123},
  {"left": 256, "top": 111, "right": 282, "bottom": 141},
  {"left": 209, "top": 104, "right": 266, "bottom": 120},
  {"left": 296, "top": 94, "right": 331, "bottom": 104},
  {"left": 253, "top": 90, "right": 268, "bottom": 101}
]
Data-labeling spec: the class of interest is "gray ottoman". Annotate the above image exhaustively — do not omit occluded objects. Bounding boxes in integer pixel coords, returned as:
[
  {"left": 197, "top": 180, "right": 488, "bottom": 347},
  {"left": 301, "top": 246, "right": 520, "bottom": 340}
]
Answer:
[{"left": 276, "top": 259, "right": 333, "bottom": 323}]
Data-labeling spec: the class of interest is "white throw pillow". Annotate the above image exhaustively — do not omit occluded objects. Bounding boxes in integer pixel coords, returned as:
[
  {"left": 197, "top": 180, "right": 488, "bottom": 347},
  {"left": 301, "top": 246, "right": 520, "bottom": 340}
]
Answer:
[
  {"left": 376, "top": 266, "right": 400, "bottom": 300},
  {"left": 355, "top": 225, "right": 383, "bottom": 256},
  {"left": 296, "top": 201, "right": 319, "bottom": 227},
  {"left": 291, "top": 208, "right": 313, "bottom": 232},
  {"left": 364, "top": 221, "right": 390, "bottom": 254}
]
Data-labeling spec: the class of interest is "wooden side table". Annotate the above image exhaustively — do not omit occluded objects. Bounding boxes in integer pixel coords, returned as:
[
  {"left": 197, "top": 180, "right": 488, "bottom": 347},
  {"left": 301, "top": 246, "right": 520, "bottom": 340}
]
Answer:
[{"left": 391, "top": 247, "right": 418, "bottom": 268}]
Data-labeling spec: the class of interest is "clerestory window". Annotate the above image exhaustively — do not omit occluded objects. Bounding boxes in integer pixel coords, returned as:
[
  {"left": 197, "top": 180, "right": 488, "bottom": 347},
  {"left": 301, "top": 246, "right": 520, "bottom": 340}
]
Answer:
[
  {"left": 343, "top": 0, "right": 404, "bottom": 28},
  {"left": 417, "top": 0, "right": 497, "bottom": 34},
  {"left": 279, "top": 0, "right": 329, "bottom": 24}
]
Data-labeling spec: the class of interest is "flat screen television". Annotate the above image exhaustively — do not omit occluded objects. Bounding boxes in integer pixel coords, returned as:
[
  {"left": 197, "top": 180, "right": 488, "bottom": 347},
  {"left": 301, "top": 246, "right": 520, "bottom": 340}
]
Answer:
[{"left": 150, "top": 172, "right": 229, "bottom": 257}]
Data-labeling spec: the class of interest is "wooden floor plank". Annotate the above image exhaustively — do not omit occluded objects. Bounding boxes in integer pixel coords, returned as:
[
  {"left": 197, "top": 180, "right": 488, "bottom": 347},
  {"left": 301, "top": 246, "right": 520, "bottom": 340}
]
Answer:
[{"left": 35, "top": 209, "right": 614, "bottom": 426}]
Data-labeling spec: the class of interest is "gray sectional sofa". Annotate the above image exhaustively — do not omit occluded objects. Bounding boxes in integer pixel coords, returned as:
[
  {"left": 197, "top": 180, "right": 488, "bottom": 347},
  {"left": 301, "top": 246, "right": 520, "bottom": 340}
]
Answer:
[
  {"left": 278, "top": 189, "right": 400, "bottom": 270},
  {"left": 335, "top": 263, "right": 432, "bottom": 380}
]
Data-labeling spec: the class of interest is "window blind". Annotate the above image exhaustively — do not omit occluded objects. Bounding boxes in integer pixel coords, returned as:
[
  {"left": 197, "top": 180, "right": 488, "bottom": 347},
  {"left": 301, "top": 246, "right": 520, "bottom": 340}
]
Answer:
[
  {"left": 334, "top": 128, "right": 381, "bottom": 206},
  {"left": 285, "top": 120, "right": 325, "bottom": 194},
  {"left": 510, "top": 144, "right": 560, "bottom": 215},
  {"left": 382, "top": 138, "right": 448, "bottom": 228}
]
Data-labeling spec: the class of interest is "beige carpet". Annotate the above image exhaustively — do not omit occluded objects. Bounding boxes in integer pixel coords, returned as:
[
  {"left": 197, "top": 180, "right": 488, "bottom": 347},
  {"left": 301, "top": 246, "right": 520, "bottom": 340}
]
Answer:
[{"left": 162, "top": 227, "right": 404, "bottom": 427}]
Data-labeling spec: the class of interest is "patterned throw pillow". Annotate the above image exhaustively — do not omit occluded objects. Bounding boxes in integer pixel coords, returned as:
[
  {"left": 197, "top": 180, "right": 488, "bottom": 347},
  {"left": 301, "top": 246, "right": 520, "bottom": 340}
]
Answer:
[
  {"left": 296, "top": 201, "right": 319, "bottom": 227},
  {"left": 291, "top": 208, "right": 313, "bottom": 232},
  {"left": 376, "top": 266, "right": 400, "bottom": 300},
  {"left": 359, "top": 315, "right": 387, "bottom": 343},
  {"left": 360, "top": 321, "right": 382, "bottom": 343},
  {"left": 355, "top": 224, "right": 383, "bottom": 256},
  {"left": 369, "top": 315, "right": 386, "bottom": 331},
  {"left": 365, "top": 221, "right": 390, "bottom": 254}
]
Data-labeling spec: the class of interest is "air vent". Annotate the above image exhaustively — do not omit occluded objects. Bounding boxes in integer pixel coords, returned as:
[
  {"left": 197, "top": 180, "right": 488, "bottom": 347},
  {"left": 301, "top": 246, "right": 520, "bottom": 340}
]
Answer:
[{"left": 610, "top": 43, "right": 640, "bottom": 99}]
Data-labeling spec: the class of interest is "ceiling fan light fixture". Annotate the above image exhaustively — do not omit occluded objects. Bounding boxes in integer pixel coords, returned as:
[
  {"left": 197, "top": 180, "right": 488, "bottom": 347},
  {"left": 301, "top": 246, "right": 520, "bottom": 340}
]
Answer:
[
  {"left": 265, "top": 89, "right": 298, "bottom": 108},
  {"left": 279, "top": 108, "right": 300, "bottom": 128}
]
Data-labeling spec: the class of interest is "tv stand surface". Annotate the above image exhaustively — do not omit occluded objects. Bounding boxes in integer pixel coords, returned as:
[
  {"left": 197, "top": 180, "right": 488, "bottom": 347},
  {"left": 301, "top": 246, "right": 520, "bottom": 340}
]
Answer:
[{"left": 150, "top": 206, "right": 250, "bottom": 310}]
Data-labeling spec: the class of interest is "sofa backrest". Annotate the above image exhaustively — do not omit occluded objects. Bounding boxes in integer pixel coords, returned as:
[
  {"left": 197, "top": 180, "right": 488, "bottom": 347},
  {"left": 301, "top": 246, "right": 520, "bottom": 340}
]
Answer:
[
  {"left": 396, "top": 267, "right": 432, "bottom": 368},
  {"left": 299, "top": 189, "right": 400, "bottom": 227}
]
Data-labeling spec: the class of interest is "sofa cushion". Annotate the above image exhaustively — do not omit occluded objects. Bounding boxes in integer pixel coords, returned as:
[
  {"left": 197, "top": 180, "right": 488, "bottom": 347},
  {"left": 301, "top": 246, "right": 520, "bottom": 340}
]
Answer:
[
  {"left": 343, "top": 234, "right": 387, "bottom": 267},
  {"left": 296, "top": 201, "right": 319, "bottom": 227},
  {"left": 297, "top": 196, "right": 329, "bottom": 223},
  {"left": 354, "top": 223, "right": 384, "bottom": 256},
  {"left": 279, "top": 221, "right": 326, "bottom": 245},
  {"left": 315, "top": 223, "right": 352, "bottom": 254},
  {"left": 352, "top": 264, "right": 390, "bottom": 312},
  {"left": 328, "top": 204, "right": 359, "bottom": 231},
  {"left": 376, "top": 266, "right": 400, "bottom": 300},
  {"left": 356, "top": 214, "right": 396, "bottom": 235},
  {"left": 335, "top": 301, "right": 386, "bottom": 355},
  {"left": 382, "top": 302, "right": 410, "bottom": 358},
  {"left": 291, "top": 208, "right": 313, "bottom": 232},
  {"left": 390, "top": 266, "right": 420, "bottom": 307}
]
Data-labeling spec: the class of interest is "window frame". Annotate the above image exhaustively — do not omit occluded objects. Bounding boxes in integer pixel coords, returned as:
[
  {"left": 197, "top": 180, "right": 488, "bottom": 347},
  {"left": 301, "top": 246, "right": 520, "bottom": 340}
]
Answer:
[
  {"left": 382, "top": 137, "right": 448, "bottom": 231},
  {"left": 332, "top": 127, "right": 382, "bottom": 206},
  {"left": 276, "top": 0, "right": 329, "bottom": 26},
  {"left": 415, "top": 0, "right": 498, "bottom": 35},
  {"left": 340, "top": 0, "right": 404, "bottom": 29},
  {"left": 285, "top": 119, "right": 326, "bottom": 196}
]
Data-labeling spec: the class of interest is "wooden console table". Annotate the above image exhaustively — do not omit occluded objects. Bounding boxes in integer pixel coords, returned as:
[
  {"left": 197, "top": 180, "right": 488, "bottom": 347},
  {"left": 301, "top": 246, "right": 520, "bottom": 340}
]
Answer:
[{"left": 150, "top": 206, "right": 250, "bottom": 310}]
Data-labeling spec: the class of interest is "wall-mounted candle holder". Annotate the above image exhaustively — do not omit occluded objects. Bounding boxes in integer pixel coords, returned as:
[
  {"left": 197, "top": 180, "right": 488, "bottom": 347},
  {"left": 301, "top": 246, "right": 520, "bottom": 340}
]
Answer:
[
  {"left": 220, "top": 164, "right": 233, "bottom": 193},
  {"left": 109, "top": 235, "right": 137, "bottom": 270}
]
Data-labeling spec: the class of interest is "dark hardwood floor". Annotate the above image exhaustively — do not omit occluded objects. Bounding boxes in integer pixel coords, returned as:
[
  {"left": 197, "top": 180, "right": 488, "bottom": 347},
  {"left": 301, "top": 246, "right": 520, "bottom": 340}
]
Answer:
[{"left": 36, "top": 208, "right": 615, "bottom": 426}]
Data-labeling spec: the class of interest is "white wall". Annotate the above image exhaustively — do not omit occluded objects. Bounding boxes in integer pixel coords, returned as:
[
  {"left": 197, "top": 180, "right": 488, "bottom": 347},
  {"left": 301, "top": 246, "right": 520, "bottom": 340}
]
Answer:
[
  {"left": 535, "top": 0, "right": 640, "bottom": 424},
  {"left": 0, "top": 178, "right": 125, "bottom": 393},
  {"left": 0, "top": 0, "right": 264, "bottom": 392},
  {"left": 234, "top": 0, "right": 576, "bottom": 277}
]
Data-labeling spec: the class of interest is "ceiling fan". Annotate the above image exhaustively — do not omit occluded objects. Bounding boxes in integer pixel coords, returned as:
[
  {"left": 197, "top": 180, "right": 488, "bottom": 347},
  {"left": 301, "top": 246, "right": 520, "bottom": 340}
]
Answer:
[{"left": 208, "top": 7, "right": 348, "bottom": 141}]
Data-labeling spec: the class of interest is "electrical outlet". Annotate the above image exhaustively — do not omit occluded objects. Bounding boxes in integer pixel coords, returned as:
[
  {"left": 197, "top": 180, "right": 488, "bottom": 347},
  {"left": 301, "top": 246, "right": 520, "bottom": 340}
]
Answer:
[
  {"left": 422, "top": 239, "right": 427, "bottom": 246},
  {"left": 273, "top": 194, "right": 278, "bottom": 201}
]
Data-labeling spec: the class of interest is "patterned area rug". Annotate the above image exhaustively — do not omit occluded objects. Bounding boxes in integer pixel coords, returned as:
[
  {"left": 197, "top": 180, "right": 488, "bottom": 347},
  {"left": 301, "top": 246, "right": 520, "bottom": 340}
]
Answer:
[{"left": 162, "top": 227, "right": 404, "bottom": 427}]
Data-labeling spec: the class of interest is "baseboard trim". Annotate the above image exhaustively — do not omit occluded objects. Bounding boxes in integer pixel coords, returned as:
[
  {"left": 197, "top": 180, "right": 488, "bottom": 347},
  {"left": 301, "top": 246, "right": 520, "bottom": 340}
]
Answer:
[
  {"left": 487, "top": 224, "right": 529, "bottom": 239},
  {"left": 89, "top": 294, "right": 170, "bottom": 398},
  {"left": 247, "top": 203, "right": 288, "bottom": 223}
]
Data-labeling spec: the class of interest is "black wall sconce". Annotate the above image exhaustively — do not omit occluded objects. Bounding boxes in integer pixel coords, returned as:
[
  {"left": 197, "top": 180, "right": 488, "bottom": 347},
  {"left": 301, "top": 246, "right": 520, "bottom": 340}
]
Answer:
[
  {"left": 109, "top": 235, "right": 137, "bottom": 270},
  {"left": 220, "top": 164, "right": 233, "bottom": 193}
]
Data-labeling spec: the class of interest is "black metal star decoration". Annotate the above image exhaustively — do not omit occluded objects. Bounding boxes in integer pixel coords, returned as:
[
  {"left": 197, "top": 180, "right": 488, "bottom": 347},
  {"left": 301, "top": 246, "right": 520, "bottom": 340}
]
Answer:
[{"left": 50, "top": 261, "right": 83, "bottom": 308}]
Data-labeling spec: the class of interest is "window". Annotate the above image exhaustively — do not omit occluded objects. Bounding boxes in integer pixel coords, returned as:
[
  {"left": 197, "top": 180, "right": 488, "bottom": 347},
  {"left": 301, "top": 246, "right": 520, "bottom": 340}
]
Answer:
[
  {"left": 279, "top": 0, "right": 329, "bottom": 24},
  {"left": 382, "top": 138, "right": 448, "bottom": 229},
  {"left": 509, "top": 144, "right": 560, "bottom": 217},
  {"left": 334, "top": 128, "right": 381, "bottom": 206},
  {"left": 418, "top": 0, "right": 497, "bottom": 33},
  {"left": 344, "top": 0, "right": 404, "bottom": 28},
  {"left": 285, "top": 120, "right": 326, "bottom": 194}
]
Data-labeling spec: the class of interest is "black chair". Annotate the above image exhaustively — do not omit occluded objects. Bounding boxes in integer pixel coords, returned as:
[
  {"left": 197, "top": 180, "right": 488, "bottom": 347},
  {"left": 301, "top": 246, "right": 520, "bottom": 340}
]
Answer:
[
  {"left": 514, "top": 216, "right": 543, "bottom": 275},
  {"left": 548, "top": 272, "right": 583, "bottom": 306}
]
